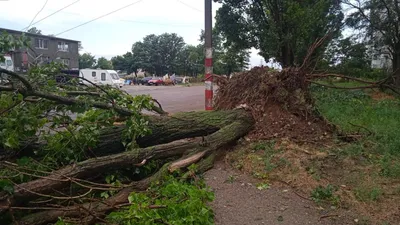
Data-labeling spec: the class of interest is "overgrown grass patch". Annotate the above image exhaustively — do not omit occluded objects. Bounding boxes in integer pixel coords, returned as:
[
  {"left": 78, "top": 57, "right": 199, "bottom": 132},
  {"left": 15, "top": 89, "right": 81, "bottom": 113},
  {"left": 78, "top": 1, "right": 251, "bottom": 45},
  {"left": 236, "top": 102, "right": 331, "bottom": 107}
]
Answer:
[
  {"left": 312, "top": 85, "right": 400, "bottom": 158},
  {"left": 310, "top": 84, "right": 400, "bottom": 223}
]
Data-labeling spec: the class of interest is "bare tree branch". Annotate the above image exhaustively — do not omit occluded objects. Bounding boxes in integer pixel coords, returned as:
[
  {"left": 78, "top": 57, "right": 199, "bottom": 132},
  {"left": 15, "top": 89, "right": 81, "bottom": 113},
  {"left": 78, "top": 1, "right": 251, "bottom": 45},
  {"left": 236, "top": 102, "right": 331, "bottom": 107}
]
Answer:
[{"left": 0, "top": 68, "right": 33, "bottom": 91}]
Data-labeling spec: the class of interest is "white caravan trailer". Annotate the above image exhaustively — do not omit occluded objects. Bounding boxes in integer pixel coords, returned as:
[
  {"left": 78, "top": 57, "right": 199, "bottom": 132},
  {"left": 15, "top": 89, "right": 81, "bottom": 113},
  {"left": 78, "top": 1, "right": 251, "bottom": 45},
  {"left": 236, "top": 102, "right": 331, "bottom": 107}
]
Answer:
[{"left": 79, "top": 69, "right": 123, "bottom": 88}]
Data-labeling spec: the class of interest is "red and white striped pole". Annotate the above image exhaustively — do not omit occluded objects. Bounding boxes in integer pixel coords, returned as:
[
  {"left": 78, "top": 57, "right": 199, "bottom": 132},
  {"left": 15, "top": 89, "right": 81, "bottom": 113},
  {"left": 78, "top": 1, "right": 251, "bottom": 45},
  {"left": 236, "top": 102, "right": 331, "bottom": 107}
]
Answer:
[{"left": 204, "top": 0, "right": 213, "bottom": 110}]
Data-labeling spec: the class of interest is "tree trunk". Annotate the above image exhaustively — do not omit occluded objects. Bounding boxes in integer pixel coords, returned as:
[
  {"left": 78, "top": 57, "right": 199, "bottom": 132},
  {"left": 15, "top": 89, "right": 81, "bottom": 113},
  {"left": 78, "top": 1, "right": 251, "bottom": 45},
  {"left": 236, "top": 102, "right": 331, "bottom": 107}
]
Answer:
[
  {"left": 1, "top": 110, "right": 245, "bottom": 161},
  {"left": 0, "top": 109, "right": 254, "bottom": 216},
  {"left": 393, "top": 50, "right": 400, "bottom": 87}
]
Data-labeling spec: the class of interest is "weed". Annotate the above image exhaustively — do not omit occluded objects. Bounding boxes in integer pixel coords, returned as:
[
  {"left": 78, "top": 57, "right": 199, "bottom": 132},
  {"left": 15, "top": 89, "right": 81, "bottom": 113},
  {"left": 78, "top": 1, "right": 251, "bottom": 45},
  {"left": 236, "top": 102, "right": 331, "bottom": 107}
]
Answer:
[
  {"left": 306, "top": 165, "right": 321, "bottom": 181},
  {"left": 225, "top": 175, "right": 236, "bottom": 183},
  {"left": 264, "top": 157, "right": 277, "bottom": 172},
  {"left": 256, "top": 183, "right": 270, "bottom": 190},
  {"left": 252, "top": 171, "right": 268, "bottom": 179},
  {"left": 277, "top": 157, "right": 291, "bottom": 167},
  {"left": 311, "top": 184, "right": 340, "bottom": 206},
  {"left": 380, "top": 154, "right": 400, "bottom": 178},
  {"left": 354, "top": 186, "right": 382, "bottom": 202},
  {"left": 252, "top": 140, "right": 275, "bottom": 153}
]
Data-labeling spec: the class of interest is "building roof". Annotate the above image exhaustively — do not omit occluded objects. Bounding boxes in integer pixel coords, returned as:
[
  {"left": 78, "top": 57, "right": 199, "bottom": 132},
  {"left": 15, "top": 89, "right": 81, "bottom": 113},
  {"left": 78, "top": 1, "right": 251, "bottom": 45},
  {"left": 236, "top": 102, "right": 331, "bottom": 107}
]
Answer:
[{"left": 0, "top": 27, "right": 80, "bottom": 43}]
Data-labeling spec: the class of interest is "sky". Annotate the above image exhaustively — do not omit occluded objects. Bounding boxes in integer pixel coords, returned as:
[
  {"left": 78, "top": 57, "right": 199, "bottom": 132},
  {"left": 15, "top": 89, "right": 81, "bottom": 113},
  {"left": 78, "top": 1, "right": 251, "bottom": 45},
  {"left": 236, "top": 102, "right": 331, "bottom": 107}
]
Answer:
[{"left": 0, "top": 0, "right": 268, "bottom": 67}]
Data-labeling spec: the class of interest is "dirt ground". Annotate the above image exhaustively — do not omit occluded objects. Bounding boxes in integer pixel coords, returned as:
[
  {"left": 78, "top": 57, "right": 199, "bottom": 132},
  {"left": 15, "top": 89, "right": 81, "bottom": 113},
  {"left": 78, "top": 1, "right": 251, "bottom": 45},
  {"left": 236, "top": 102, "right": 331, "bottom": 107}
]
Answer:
[{"left": 205, "top": 160, "right": 355, "bottom": 225}]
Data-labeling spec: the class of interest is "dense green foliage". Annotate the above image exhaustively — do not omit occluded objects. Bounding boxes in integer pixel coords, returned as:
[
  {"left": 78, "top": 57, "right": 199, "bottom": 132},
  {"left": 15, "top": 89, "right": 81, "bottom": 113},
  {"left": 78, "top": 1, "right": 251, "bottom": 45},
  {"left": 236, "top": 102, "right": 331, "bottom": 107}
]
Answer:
[
  {"left": 214, "top": 0, "right": 343, "bottom": 67},
  {"left": 26, "top": 27, "right": 42, "bottom": 35},
  {"left": 130, "top": 33, "right": 186, "bottom": 75},
  {"left": 107, "top": 174, "right": 214, "bottom": 225},
  {"left": 199, "top": 29, "right": 250, "bottom": 75},
  {"left": 0, "top": 61, "right": 154, "bottom": 174},
  {"left": 96, "top": 56, "right": 113, "bottom": 69},
  {"left": 78, "top": 52, "right": 96, "bottom": 69},
  {"left": 0, "top": 31, "right": 29, "bottom": 62},
  {"left": 110, "top": 32, "right": 249, "bottom": 76}
]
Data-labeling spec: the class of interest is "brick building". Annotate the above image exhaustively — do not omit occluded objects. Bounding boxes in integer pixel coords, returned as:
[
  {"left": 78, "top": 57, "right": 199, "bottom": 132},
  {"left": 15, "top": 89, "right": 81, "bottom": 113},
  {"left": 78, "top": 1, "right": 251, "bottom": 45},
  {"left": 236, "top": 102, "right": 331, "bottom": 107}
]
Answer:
[{"left": 0, "top": 28, "right": 80, "bottom": 72}]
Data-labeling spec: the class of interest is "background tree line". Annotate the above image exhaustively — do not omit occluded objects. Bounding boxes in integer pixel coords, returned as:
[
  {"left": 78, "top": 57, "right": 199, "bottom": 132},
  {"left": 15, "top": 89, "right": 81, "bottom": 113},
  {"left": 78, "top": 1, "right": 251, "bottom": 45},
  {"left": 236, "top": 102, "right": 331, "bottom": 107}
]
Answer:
[
  {"left": 79, "top": 31, "right": 249, "bottom": 77},
  {"left": 79, "top": 53, "right": 113, "bottom": 70},
  {"left": 214, "top": 0, "right": 400, "bottom": 85}
]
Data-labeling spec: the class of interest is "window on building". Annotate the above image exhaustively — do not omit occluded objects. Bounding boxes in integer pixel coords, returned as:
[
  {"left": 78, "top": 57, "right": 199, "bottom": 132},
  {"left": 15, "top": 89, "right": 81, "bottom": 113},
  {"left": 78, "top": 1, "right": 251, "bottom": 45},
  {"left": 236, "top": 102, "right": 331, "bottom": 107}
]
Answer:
[
  {"left": 58, "top": 42, "right": 69, "bottom": 51},
  {"left": 39, "top": 56, "right": 50, "bottom": 64},
  {"left": 35, "top": 39, "right": 48, "bottom": 49},
  {"left": 62, "top": 58, "right": 70, "bottom": 66},
  {"left": 92, "top": 71, "right": 96, "bottom": 77},
  {"left": 101, "top": 73, "right": 106, "bottom": 81}
]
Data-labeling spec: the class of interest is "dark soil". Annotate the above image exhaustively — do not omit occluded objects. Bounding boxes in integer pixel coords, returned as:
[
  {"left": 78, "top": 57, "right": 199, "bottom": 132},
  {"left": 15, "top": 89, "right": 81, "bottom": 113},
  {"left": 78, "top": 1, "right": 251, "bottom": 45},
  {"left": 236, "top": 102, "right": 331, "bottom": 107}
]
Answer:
[{"left": 205, "top": 161, "right": 355, "bottom": 225}]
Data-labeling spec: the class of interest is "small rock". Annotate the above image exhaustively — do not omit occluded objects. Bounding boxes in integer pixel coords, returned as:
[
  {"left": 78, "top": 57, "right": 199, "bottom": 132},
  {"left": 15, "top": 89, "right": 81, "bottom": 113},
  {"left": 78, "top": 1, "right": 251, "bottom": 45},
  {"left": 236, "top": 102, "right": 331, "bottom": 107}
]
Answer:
[
  {"left": 282, "top": 189, "right": 289, "bottom": 193},
  {"left": 279, "top": 206, "right": 288, "bottom": 211},
  {"left": 354, "top": 219, "right": 359, "bottom": 223}
]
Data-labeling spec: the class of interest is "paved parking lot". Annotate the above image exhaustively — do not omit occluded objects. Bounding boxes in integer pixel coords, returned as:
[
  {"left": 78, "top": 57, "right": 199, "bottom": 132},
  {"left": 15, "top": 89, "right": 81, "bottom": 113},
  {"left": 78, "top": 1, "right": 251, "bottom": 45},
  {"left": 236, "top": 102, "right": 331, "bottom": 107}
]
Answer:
[{"left": 122, "top": 84, "right": 206, "bottom": 113}]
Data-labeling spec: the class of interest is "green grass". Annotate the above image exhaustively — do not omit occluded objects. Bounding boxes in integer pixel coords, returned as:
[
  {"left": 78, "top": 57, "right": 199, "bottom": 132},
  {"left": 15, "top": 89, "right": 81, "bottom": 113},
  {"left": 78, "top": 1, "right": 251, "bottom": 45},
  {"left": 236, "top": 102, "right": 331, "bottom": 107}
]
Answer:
[
  {"left": 312, "top": 84, "right": 400, "bottom": 177},
  {"left": 313, "top": 84, "right": 400, "bottom": 155},
  {"left": 354, "top": 186, "right": 383, "bottom": 202}
]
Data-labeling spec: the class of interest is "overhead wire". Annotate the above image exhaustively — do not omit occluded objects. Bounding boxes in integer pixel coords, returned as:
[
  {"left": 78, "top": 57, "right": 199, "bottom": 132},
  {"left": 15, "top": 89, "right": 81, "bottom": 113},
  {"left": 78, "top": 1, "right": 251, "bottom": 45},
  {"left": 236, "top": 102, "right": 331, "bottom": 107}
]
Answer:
[
  {"left": 54, "top": 0, "right": 144, "bottom": 36},
  {"left": 120, "top": 19, "right": 200, "bottom": 28},
  {"left": 25, "top": 0, "right": 50, "bottom": 31},
  {"left": 21, "top": 0, "right": 81, "bottom": 31},
  {"left": 176, "top": 0, "right": 202, "bottom": 12}
]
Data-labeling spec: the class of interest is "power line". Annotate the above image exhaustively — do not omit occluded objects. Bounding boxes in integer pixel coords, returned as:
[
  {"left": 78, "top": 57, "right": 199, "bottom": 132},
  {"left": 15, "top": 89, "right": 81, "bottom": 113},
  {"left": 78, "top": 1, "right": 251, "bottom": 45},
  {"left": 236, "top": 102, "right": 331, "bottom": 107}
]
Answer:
[
  {"left": 22, "top": 0, "right": 81, "bottom": 31},
  {"left": 54, "top": 0, "right": 144, "bottom": 37},
  {"left": 176, "top": 0, "right": 202, "bottom": 12},
  {"left": 120, "top": 19, "right": 200, "bottom": 28},
  {"left": 25, "top": 0, "right": 50, "bottom": 31}
]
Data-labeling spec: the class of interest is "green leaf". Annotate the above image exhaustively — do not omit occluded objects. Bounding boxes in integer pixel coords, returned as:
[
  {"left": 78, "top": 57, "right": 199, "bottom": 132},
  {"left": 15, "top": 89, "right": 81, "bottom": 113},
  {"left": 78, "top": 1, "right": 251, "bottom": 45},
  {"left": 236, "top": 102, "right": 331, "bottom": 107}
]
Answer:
[
  {"left": 257, "top": 183, "right": 270, "bottom": 190},
  {"left": 0, "top": 180, "right": 14, "bottom": 194}
]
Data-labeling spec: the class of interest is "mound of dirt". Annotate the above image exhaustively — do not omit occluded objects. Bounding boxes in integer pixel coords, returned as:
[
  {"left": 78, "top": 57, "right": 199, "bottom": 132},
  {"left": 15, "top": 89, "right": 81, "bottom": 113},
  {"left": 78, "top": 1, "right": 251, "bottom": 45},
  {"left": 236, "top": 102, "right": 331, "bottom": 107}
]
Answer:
[{"left": 214, "top": 67, "right": 332, "bottom": 141}]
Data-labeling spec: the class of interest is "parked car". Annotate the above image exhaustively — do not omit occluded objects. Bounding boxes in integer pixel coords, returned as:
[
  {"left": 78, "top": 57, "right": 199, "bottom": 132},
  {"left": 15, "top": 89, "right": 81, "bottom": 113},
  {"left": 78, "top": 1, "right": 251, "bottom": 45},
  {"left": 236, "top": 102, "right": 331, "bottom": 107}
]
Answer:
[
  {"left": 56, "top": 69, "right": 80, "bottom": 83},
  {"left": 148, "top": 77, "right": 164, "bottom": 86},
  {"left": 175, "top": 77, "right": 183, "bottom": 84},
  {"left": 139, "top": 77, "right": 153, "bottom": 85}
]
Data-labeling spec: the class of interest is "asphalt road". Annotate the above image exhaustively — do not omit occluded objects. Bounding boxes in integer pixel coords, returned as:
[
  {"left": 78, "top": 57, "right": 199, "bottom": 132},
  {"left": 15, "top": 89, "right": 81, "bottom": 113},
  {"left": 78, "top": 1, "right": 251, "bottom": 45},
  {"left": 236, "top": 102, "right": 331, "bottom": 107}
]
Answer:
[{"left": 123, "top": 84, "right": 206, "bottom": 113}]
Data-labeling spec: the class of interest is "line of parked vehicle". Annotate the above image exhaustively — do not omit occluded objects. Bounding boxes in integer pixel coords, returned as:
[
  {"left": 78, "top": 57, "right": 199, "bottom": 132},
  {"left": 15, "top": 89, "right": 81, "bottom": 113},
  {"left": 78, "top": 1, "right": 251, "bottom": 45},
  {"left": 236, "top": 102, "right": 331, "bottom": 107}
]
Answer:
[{"left": 125, "top": 76, "right": 186, "bottom": 86}]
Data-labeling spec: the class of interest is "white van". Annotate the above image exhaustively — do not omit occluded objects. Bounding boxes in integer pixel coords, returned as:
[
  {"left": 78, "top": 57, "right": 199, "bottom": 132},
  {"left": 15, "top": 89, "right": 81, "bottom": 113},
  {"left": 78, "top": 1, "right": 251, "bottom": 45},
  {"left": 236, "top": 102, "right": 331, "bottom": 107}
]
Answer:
[
  {"left": 0, "top": 55, "right": 14, "bottom": 84},
  {"left": 0, "top": 55, "right": 14, "bottom": 72},
  {"left": 79, "top": 69, "right": 123, "bottom": 88}
]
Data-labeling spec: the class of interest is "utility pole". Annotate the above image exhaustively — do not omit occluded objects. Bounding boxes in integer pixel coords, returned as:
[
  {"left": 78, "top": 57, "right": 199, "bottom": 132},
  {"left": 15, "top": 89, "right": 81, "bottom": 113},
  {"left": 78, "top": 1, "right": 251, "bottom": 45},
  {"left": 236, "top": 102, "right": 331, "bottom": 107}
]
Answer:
[{"left": 204, "top": 0, "right": 213, "bottom": 110}]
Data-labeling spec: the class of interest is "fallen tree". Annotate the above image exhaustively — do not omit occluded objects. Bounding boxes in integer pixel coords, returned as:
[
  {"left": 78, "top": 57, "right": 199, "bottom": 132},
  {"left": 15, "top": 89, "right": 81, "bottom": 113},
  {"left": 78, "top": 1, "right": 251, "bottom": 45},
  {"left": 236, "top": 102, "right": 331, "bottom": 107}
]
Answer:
[
  {"left": 0, "top": 65, "right": 255, "bottom": 224},
  {"left": 1, "top": 37, "right": 399, "bottom": 224},
  {"left": 0, "top": 110, "right": 243, "bottom": 161}
]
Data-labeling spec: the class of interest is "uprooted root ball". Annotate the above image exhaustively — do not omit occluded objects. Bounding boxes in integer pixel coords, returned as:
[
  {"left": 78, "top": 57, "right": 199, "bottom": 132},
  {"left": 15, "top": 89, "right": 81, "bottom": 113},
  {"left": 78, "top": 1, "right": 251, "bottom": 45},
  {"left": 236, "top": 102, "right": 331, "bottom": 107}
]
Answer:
[{"left": 214, "top": 67, "right": 332, "bottom": 142}]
